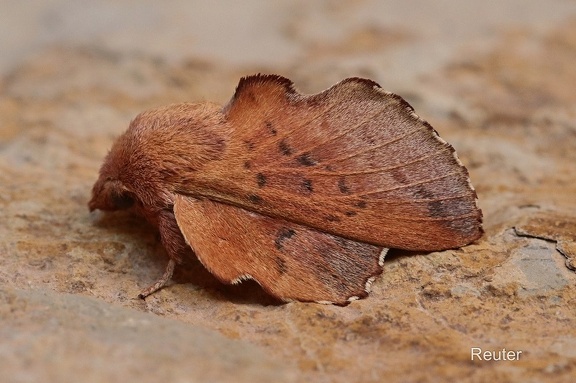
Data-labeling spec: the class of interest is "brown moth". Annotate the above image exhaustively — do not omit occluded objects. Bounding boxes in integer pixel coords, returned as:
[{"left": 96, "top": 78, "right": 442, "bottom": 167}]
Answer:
[{"left": 89, "top": 74, "right": 483, "bottom": 305}]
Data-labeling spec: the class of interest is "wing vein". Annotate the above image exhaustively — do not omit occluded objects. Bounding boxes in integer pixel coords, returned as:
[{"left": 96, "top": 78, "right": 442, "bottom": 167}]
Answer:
[
  {"left": 339, "top": 193, "right": 475, "bottom": 204},
  {"left": 290, "top": 106, "right": 391, "bottom": 158},
  {"left": 374, "top": 212, "right": 481, "bottom": 222},
  {"left": 351, "top": 172, "right": 461, "bottom": 197},
  {"left": 257, "top": 148, "right": 453, "bottom": 176},
  {"left": 256, "top": 100, "right": 342, "bottom": 151},
  {"left": 325, "top": 126, "right": 426, "bottom": 165}
]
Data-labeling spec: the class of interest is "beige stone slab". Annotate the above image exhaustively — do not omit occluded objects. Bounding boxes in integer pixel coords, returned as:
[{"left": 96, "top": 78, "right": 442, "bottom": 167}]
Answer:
[
  {"left": 0, "top": 287, "right": 297, "bottom": 383},
  {"left": 1, "top": 2, "right": 576, "bottom": 383}
]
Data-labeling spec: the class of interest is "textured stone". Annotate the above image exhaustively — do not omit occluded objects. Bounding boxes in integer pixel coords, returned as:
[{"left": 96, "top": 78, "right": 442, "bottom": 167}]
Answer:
[
  {"left": 1, "top": 2, "right": 575, "bottom": 383},
  {"left": 0, "top": 287, "right": 296, "bottom": 383}
]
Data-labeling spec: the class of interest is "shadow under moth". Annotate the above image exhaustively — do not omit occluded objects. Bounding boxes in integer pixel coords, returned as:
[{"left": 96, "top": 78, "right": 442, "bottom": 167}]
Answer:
[{"left": 89, "top": 74, "right": 483, "bottom": 305}]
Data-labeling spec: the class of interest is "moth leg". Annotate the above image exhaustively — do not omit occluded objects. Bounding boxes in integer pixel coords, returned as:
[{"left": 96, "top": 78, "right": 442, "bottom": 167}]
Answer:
[
  {"left": 138, "top": 209, "right": 189, "bottom": 299},
  {"left": 138, "top": 258, "right": 176, "bottom": 298}
]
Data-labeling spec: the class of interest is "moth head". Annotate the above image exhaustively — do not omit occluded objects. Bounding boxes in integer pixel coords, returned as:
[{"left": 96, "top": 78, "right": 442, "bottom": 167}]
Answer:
[{"left": 89, "top": 177, "right": 135, "bottom": 212}]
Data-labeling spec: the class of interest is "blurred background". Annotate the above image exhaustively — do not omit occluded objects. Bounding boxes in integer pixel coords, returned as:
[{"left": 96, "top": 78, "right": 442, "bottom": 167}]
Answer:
[{"left": 2, "top": 1, "right": 573, "bottom": 85}]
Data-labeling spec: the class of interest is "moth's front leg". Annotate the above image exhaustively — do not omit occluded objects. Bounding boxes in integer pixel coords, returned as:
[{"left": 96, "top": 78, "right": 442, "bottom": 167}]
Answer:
[{"left": 138, "top": 208, "right": 190, "bottom": 299}]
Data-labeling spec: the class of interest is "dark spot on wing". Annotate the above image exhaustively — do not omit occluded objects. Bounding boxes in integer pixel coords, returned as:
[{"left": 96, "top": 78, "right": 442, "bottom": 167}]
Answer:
[
  {"left": 244, "top": 161, "right": 252, "bottom": 169},
  {"left": 248, "top": 194, "right": 263, "bottom": 204},
  {"left": 390, "top": 168, "right": 409, "bottom": 184},
  {"left": 302, "top": 179, "right": 313, "bottom": 193},
  {"left": 275, "top": 256, "right": 287, "bottom": 274},
  {"left": 314, "top": 264, "right": 348, "bottom": 294},
  {"left": 275, "top": 227, "right": 296, "bottom": 250},
  {"left": 344, "top": 211, "right": 357, "bottom": 217},
  {"left": 265, "top": 121, "right": 277, "bottom": 135},
  {"left": 338, "top": 178, "right": 351, "bottom": 194},
  {"left": 325, "top": 214, "right": 341, "bottom": 222},
  {"left": 256, "top": 173, "right": 267, "bottom": 187},
  {"left": 411, "top": 185, "right": 446, "bottom": 217},
  {"left": 355, "top": 200, "right": 367, "bottom": 209},
  {"left": 244, "top": 140, "right": 255, "bottom": 151},
  {"left": 279, "top": 139, "right": 293, "bottom": 156},
  {"left": 413, "top": 185, "right": 435, "bottom": 199},
  {"left": 297, "top": 152, "right": 316, "bottom": 166},
  {"left": 427, "top": 200, "right": 446, "bottom": 217}
]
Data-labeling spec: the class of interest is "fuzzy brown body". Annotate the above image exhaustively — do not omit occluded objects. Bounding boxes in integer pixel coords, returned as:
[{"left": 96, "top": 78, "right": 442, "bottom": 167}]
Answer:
[{"left": 89, "top": 74, "right": 483, "bottom": 305}]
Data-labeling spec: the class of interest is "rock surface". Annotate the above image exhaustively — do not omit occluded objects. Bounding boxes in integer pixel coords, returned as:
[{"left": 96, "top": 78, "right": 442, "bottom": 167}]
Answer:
[{"left": 1, "top": 1, "right": 575, "bottom": 382}]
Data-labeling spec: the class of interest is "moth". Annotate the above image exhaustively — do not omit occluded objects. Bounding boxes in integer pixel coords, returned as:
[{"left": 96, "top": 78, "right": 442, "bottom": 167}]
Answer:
[{"left": 89, "top": 74, "right": 483, "bottom": 305}]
